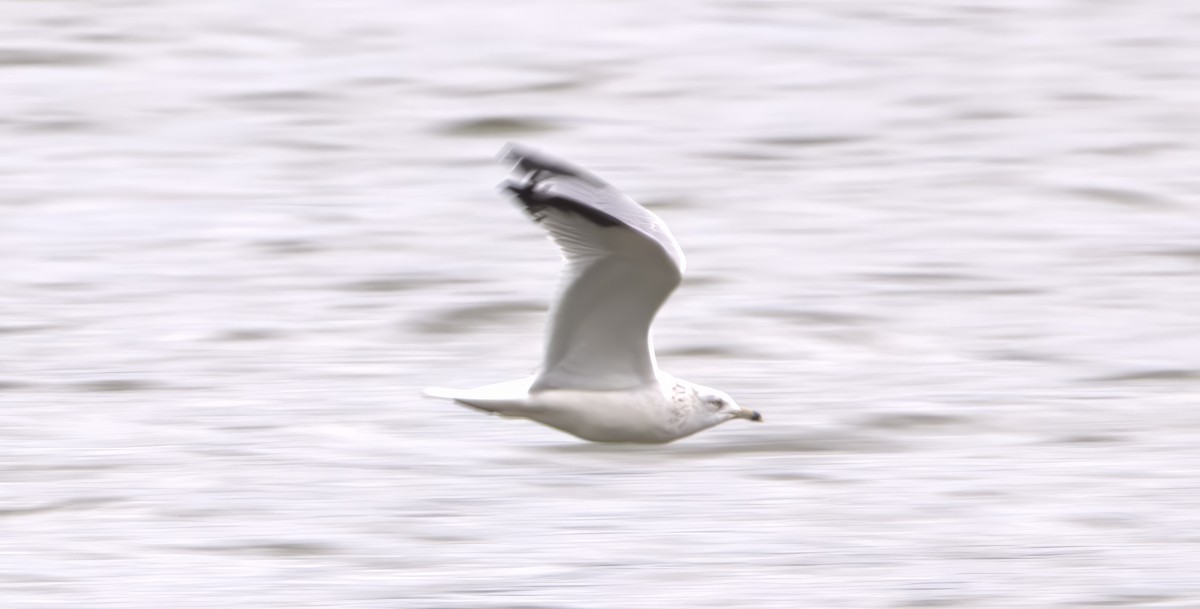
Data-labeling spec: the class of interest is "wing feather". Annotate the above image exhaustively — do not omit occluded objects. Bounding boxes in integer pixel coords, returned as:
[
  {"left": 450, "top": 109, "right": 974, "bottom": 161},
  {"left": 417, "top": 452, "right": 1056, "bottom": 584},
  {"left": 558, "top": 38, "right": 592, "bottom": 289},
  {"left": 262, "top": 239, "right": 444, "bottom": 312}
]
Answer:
[{"left": 500, "top": 144, "right": 685, "bottom": 391}]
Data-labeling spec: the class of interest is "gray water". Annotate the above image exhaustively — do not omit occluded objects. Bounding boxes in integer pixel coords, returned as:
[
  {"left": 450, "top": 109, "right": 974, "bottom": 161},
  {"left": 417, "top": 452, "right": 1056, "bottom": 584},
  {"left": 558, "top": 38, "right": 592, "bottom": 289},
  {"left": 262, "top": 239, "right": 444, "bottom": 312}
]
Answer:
[{"left": 3, "top": 1, "right": 1200, "bottom": 607}]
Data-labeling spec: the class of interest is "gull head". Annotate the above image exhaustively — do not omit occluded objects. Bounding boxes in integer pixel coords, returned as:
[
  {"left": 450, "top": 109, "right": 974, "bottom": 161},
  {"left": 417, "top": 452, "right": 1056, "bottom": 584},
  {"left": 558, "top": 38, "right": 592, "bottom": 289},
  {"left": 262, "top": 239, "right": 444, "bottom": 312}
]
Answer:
[{"left": 696, "top": 387, "right": 763, "bottom": 424}]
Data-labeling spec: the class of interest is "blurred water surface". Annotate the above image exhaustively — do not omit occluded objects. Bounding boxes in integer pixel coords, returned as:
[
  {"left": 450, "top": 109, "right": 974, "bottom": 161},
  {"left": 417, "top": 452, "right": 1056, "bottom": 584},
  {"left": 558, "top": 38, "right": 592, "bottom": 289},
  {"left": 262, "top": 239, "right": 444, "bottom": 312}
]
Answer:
[{"left": 2, "top": 1, "right": 1200, "bottom": 607}]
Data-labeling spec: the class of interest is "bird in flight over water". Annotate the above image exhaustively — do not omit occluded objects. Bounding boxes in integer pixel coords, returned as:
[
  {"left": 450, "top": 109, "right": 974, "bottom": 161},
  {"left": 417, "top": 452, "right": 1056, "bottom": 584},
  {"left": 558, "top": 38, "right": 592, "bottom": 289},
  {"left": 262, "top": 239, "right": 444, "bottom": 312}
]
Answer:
[{"left": 424, "top": 144, "right": 762, "bottom": 443}]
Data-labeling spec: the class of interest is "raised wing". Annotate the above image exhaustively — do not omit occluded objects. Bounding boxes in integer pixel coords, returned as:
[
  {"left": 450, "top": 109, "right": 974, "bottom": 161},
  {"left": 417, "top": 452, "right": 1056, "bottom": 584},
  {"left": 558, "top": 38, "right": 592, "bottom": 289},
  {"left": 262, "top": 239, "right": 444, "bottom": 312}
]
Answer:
[{"left": 500, "top": 144, "right": 686, "bottom": 392}]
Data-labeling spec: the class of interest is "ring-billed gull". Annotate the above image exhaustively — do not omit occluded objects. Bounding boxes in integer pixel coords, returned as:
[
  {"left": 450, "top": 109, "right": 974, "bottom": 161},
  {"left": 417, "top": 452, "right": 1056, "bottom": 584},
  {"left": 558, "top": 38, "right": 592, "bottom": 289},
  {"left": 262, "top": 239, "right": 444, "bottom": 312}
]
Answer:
[{"left": 424, "top": 144, "right": 762, "bottom": 443}]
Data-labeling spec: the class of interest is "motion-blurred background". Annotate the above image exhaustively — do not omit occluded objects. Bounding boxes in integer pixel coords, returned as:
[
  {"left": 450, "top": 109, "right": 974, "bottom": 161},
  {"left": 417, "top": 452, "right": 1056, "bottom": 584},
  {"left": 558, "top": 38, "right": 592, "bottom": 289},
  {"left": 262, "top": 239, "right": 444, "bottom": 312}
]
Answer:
[{"left": 2, "top": 1, "right": 1198, "bottom": 607}]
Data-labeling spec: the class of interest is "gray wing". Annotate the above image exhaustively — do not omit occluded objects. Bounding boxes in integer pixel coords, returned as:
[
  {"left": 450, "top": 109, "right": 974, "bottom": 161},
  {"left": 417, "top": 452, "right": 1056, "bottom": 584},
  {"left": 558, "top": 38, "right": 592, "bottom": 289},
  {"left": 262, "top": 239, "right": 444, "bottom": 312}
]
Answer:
[{"left": 500, "top": 144, "right": 686, "bottom": 392}]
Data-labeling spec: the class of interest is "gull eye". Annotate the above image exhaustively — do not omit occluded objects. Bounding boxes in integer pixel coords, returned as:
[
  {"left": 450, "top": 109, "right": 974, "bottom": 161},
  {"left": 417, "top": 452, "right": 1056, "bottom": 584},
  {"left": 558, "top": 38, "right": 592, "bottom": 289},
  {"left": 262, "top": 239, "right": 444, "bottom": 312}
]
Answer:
[{"left": 708, "top": 396, "right": 726, "bottom": 410}]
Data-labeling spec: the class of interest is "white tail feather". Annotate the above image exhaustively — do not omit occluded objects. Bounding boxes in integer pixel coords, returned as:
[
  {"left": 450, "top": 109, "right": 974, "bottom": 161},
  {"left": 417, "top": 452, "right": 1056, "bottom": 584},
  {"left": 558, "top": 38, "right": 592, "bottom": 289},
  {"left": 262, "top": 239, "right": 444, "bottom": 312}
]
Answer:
[{"left": 421, "top": 386, "right": 464, "bottom": 400}]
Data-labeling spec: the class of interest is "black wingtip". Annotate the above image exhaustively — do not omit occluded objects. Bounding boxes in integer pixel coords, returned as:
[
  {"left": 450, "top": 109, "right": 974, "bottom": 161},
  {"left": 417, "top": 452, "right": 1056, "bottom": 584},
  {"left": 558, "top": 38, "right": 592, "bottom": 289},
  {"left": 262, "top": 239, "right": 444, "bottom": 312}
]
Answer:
[
  {"left": 498, "top": 144, "right": 624, "bottom": 228},
  {"left": 502, "top": 175, "right": 621, "bottom": 228},
  {"left": 499, "top": 142, "right": 605, "bottom": 186}
]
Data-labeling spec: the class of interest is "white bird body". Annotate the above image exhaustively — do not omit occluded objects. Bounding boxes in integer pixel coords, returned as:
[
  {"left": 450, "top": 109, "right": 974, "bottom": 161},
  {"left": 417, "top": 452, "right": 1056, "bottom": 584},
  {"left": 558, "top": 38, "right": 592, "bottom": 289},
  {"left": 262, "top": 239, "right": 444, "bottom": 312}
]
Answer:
[
  {"left": 424, "top": 145, "right": 761, "bottom": 443},
  {"left": 428, "top": 374, "right": 742, "bottom": 443}
]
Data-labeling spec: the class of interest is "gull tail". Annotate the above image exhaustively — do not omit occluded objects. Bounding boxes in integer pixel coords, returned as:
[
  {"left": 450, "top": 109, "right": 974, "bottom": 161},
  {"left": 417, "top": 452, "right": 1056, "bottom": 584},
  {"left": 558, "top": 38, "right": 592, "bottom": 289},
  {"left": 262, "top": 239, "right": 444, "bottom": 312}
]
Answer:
[
  {"left": 422, "top": 378, "right": 534, "bottom": 417},
  {"left": 421, "top": 386, "right": 466, "bottom": 400}
]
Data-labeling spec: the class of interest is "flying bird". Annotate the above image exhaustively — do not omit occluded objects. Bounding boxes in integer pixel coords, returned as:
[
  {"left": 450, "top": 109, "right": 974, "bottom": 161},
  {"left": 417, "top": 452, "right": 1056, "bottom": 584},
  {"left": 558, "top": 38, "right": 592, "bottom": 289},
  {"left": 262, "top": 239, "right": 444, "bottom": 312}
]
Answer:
[{"left": 424, "top": 144, "right": 762, "bottom": 443}]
